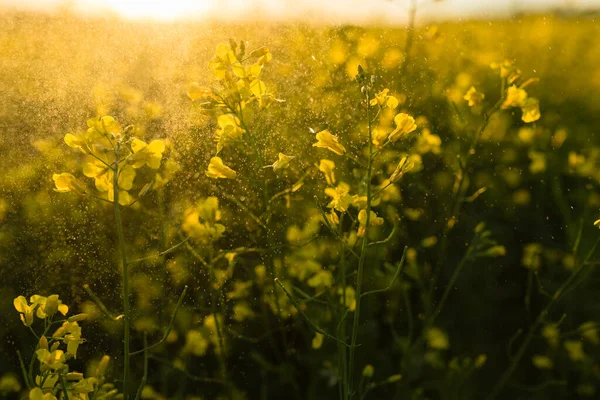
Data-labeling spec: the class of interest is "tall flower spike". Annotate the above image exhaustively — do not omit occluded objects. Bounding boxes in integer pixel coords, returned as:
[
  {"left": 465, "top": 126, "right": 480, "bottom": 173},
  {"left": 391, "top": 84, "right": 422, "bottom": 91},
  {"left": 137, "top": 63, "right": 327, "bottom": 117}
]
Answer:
[{"left": 312, "top": 130, "right": 346, "bottom": 156}]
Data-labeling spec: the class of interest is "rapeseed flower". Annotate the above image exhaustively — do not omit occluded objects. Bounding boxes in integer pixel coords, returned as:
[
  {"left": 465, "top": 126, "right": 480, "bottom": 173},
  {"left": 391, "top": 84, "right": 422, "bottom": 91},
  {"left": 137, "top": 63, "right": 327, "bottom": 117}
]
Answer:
[
  {"left": 52, "top": 173, "right": 86, "bottom": 194},
  {"left": 370, "top": 88, "right": 399, "bottom": 109},
  {"left": 130, "top": 139, "right": 166, "bottom": 169},
  {"left": 357, "top": 210, "right": 384, "bottom": 237},
  {"left": 312, "top": 130, "right": 346, "bottom": 155},
  {"left": 388, "top": 113, "right": 417, "bottom": 142},
  {"left": 13, "top": 296, "right": 37, "bottom": 326},
  {"left": 463, "top": 86, "right": 485, "bottom": 107},
  {"left": 318, "top": 159, "right": 336, "bottom": 185},
  {"left": 268, "top": 153, "right": 295, "bottom": 171},
  {"left": 206, "top": 157, "right": 237, "bottom": 179},
  {"left": 324, "top": 182, "right": 353, "bottom": 212}
]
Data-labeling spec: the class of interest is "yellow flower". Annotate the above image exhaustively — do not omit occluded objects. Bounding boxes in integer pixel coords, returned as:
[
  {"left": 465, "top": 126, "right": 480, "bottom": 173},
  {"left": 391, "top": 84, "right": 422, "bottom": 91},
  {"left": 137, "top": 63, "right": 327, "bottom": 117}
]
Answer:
[
  {"left": 209, "top": 43, "right": 238, "bottom": 80},
  {"left": 86, "top": 116, "right": 123, "bottom": 142},
  {"left": 370, "top": 88, "right": 399, "bottom": 109},
  {"left": 14, "top": 296, "right": 37, "bottom": 327},
  {"left": 72, "top": 378, "right": 97, "bottom": 395},
  {"left": 501, "top": 85, "right": 528, "bottom": 109},
  {"left": 206, "top": 157, "right": 237, "bottom": 179},
  {"left": 30, "top": 295, "right": 69, "bottom": 319},
  {"left": 388, "top": 113, "right": 417, "bottom": 142},
  {"left": 184, "top": 330, "right": 208, "bottom": 357},
  {"left": 130, "top": 139, "right": 166, "bottom": 169},
  {"left": 491, "top": 59, "right": 520, "bottom": 81},
  {"left": 312, "top": 333, "right": 324, "bottom": 349},
  {"left": 318, "top": 159, "right": 336, "bottom": 185},
  {"left": 52, "top": 173, "right": 86, "bottom": 194},
  {"left": 357, "top": 209, "right": 384, "bottom": 238},
  {"left": 249, "top": 79, "right": 267, "bottom": 98},
  {"left": 338, "top": 286, "right": 356, "bottom": 311},
  {"left": 372, "top": 127, "right": 388, "bottom": 149},
  {"left": 427, "top": 327, "right": 449, "bottom": 350},
  {"left": 182, "top": 197, "right": 226, "bottom": 244},
  {"left": 532, "top": 355, "right": 553, "bottom": 369},
  {"left": 63, "top": 132, "right": 88, "bottom": 154},
  {"left": 268, "top": 153, "right": 295, "bottom": 171},
  {"left": 415, "top": 129, "right": 441, "bottom": 154},
  {"left": 312, "top": 130, "right": 346, "bottom": 156},
  {"left": 29, "top": 388, "right": 58, "bottom": 400},
  {"left": 36, "top": 348, "right": 66, "bottom": 371},
  {"left": 521, "top": 97, "right": 540, "bottom": 123},
  {"left": 324, "top": 182, "right": 353, "bottom": 212},
  {"left": 463, "top": 86, "right": 485, "bottom": 107},
  {"left": 108, "top": 188, "right": 134, "bottom": 206},
  {"left": 564, "top": 340, "right": 586, "bottom": 362},
  {"left": 63, "top": 322, "right": 83, "bottom": 358}
]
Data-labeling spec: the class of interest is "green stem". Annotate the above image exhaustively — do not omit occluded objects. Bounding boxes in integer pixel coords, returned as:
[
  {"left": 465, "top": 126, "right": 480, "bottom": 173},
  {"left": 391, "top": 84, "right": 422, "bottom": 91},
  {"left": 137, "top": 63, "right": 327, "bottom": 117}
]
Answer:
[
  {"left": 113, "top": 145, "right": 131, "bottom": 400},
  {"left": 348, "top": 89, "right": 374, "bottom": 399},
  {"left": 133, "top": 334, "right": 148, "bottom": 400},
  {"left": 430, "top": 99, "right": 503, "bottom": 310},
  {"left": 16, "top": 350, "right": 31, "bottom": 389},
  {"left": 338, "top": 213, "right": 349, "bottom": 400},
  {"left": 208, "top": 251, "right": 232, "bottom": 400},
  {"left": 427, "top": 249, "right": 471, "bottom": 327}
]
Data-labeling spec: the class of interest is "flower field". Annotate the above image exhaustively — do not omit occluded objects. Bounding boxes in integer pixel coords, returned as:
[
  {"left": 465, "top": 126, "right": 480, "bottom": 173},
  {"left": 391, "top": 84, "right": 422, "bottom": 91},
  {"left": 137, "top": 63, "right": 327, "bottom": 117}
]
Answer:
[{"left": 1, "top": 8, "right": 600, "bottom": 400}]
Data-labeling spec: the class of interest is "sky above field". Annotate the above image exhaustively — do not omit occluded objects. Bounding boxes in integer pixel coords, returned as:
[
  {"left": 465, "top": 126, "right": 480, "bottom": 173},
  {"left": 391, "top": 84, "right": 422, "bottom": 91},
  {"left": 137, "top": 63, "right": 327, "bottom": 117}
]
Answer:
[{"left": 1, "top": 0, "right": 599, "bottom": 23}]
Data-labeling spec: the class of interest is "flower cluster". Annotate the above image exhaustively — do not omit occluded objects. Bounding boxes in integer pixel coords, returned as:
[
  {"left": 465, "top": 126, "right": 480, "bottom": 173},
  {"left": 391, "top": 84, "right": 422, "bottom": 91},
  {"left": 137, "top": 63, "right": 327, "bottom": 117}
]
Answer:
[
  {"left": 14, "top": 295, "right": 118, "bottom": 400},
  {"left": 188, "top": 41, "right": 276, "bottom": 179},
  {"left": 53, "top": 116, "right": 171, "bottom": 205}
]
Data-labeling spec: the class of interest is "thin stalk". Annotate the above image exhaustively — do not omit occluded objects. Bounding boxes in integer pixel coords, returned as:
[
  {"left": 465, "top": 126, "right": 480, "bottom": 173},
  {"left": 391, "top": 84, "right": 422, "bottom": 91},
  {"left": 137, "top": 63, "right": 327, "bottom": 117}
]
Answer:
[
  {"left": 338, "top": 213, "right": 349, "bottom": 400},
  {"left": 16, "top": 350, "right": 31, "bottom": 389},
  {"left": 133, "top": 334, "right": 148, "bottom": 400},
  {"left": 430, "top": 99, "right": 503, "bottom": 308},
  {"left": 426, "top": 249, "right": 471, "bottom": 327},
  {"left": 130, "top": 286, "right": 188, "bottom": 356},
  {"left": 348, "top": 90, "right": 374, "bottom": 399},
  {"left": 274, "top": 279, "right": 351, "bottom": 347},
  {"left": 208, "top": 250, "right": 232, "bottom": 400},
  {"left": 113, "top": 145, "right": 131, "bottom": 400},
  {"left": 235, "top": 102, "right": 290, "bottom": 363}
]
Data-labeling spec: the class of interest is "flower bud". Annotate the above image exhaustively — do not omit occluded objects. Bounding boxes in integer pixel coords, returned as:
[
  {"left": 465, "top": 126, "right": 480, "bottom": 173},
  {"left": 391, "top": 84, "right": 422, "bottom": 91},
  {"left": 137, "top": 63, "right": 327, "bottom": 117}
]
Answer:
[
  {"left": 389, "top": 156, "right": 414, "bottom": 183},
  {"left": 39, "top": 336, "right": 48, "bottom": 351},
  {"left": 362, "top": 364, "right": 374, "bottom": 378},
  {"left": 68, "top": 313, "right": 89, "bottom": 322},
  {"left": 44, "top": 295, "right": 59, "bottom": 317},
  {"left": 95, "top": 355, "right": 111, "bottom": 377},
  {"left": 66, "top": 372, "right": 84, "bottom": 381}
]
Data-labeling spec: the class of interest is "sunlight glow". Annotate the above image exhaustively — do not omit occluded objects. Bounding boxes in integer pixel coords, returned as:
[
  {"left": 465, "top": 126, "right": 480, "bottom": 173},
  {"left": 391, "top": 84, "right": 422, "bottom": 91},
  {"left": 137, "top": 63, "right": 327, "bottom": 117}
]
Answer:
[{"left": 90, "top": 0, "right": 215, "bottom": 20}]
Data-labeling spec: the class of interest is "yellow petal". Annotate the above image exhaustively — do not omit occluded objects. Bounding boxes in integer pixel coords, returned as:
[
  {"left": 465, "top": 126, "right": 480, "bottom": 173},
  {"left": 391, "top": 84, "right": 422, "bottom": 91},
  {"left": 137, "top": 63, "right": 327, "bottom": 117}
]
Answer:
[
  {"left": 131, "top": 138, "right": 147, "bottom": 153},
  {"left": 249, "top": 79, "right": 267, "bottom": 97}
]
